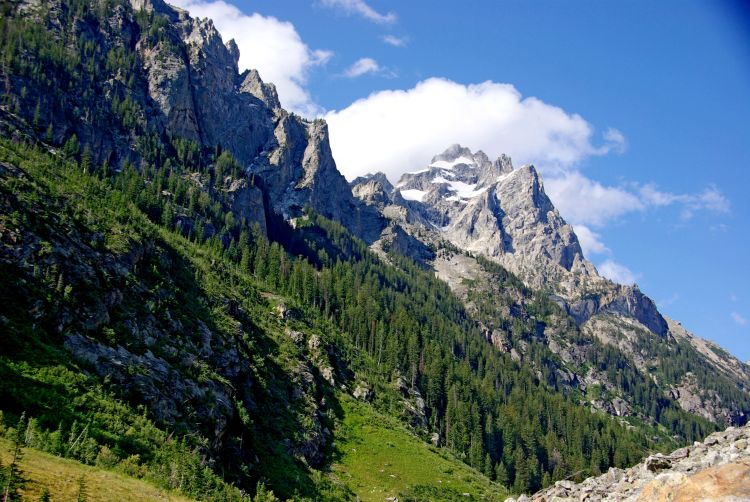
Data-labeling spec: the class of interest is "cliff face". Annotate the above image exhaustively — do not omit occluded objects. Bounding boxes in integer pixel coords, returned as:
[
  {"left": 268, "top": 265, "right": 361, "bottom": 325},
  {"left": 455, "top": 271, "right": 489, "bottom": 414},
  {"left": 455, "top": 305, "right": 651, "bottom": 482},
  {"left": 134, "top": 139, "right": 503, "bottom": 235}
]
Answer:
[{"left": 4, "top": 0, "right": 383, "bottom": 242}]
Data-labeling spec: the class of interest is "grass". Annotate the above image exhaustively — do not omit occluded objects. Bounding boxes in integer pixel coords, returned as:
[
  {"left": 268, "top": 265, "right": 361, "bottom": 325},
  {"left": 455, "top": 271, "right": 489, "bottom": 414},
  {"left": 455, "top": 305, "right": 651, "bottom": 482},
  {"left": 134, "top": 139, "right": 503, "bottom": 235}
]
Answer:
[
  {"left": 330, "top": 397, "right": 507, "bottom": 501},
  {"left": 0, "top": 438, "right": 195, "bottom": 502}
]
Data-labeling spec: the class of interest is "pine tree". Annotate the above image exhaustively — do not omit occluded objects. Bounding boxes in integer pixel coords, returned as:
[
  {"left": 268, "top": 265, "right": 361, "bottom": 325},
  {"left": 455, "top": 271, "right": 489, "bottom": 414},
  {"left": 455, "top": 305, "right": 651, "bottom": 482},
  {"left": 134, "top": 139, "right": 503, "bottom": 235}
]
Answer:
[
  {"left": 482, "top": 453, "right": 494, "bottom": 479},
  {"left": 3, "top": 414, "right": 26, "bottom": 502},
  {"left": 33, "top": 100, "right": 41, "bottom": 130},
  {"left": 80, "top": 145, "right": 92, "bottom": 174},
  {"left": 495, "top": 461, "right": 509, "bottom": 486},
  {"left": 62, "top": 134, "right": 79, "bottom": 160},
  {"left": 162, "top": 202, "right": 175, "bottom": 228}
]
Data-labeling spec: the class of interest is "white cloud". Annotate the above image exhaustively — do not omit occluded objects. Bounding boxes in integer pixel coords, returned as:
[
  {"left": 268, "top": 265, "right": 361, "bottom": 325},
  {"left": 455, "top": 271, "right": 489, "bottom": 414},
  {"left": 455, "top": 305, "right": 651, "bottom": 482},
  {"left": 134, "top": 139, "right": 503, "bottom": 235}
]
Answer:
[
  {"left": 545, "top": 173, "right": 730, "bottom": 229},
  {"left": 383, "top": 34, "right": 408, "bottom": 47},
  {"left": 319, "top": 0, "right": 396, "bottom": 24},
  {"left": 601, "top": 127, "right": 627, "bottom": 154},
  {"left": 170, "top": 0, "right": 331, "bottom": 117},
  {"left": 573, "top": 225, "right": 609, "bottom": 256},
  {"left": 546, "top": 172, "right": 644, "bottom": 228},
  {"left": 325, "top": 78, "right": 615, "bottom": 181},
  {"left": 598, "top": 259, "right": 638, "bottom": 285},
  {"left": 343, "top": 57, "right": 381, "bottom": 78},
  {"left": 639, "top": 184, "right": 730, "bottom": 221},
  {"left": 731, "top": 312, "right": 748, "bottom": 326}
]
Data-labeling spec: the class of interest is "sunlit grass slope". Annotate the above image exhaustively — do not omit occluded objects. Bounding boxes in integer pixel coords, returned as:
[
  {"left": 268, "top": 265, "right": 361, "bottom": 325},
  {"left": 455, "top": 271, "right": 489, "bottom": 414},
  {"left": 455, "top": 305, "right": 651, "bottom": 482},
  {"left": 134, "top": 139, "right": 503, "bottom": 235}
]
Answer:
[
  {"left": 331, "top": 397, "right": 507, "bottom": 502},
  {"left": 0, "top": 438, "right": 194, "bottom": 502}
]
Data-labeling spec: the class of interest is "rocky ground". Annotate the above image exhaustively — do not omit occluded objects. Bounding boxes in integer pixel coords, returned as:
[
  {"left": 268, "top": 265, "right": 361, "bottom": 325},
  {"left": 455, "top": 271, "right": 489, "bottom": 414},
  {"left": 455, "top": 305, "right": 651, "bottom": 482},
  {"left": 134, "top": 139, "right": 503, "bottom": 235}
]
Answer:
[{"left": 508, "top": 424, "right": 750, "bottom": 501}]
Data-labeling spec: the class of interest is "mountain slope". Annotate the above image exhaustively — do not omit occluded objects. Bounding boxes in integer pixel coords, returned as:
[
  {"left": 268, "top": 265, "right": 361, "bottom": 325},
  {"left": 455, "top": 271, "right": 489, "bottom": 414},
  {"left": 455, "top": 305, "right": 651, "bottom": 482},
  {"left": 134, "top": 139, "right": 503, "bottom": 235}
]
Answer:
[
  {"left": 352, "top": 145, "right": 750, "bottom": 427},
  {"left": 0, "top": 438, "right": 194, "bottom": 502},
  {"left": 0, "top": 0, "right": 748, "bottom": 500}
]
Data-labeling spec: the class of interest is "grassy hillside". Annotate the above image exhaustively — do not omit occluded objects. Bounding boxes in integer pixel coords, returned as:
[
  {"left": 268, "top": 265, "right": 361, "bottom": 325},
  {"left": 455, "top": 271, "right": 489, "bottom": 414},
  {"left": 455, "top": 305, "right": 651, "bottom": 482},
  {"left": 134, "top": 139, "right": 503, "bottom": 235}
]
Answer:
[
  {"left": 0, "top": 438, "right": 194, "bottom": 501},
  {"left": 331, "top": 398, "right": 506, "bottom": 501},
  {"left": 0, "top": 126, "right": 697, "bottom": 499}
]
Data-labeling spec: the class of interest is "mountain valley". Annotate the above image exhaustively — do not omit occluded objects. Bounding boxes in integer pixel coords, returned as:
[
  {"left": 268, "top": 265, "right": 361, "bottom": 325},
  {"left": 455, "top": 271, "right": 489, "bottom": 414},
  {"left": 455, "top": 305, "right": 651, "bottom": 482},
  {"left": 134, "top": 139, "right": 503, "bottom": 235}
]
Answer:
[{"left": 0, "top": 0, "right": 748, "bottom": 500}]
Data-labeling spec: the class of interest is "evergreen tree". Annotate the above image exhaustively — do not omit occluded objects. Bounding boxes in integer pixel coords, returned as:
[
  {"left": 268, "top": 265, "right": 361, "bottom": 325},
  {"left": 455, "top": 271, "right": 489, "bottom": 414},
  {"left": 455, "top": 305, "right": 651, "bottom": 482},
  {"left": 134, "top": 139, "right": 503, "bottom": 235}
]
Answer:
[
  {"left": 80, "top": 145, "right": 92, "bottom": 174},
  {"left": 495, "top": 461, "right": 509, "bottom": 486},
  {"left": 3, "top": 414, "right": 26, "bottom": 502},
  {"left": 62, "top": 134, "right": 79, "bottom": 160},
  {"left": 32, "top": 100, "right": 41, "bottom": 130}
]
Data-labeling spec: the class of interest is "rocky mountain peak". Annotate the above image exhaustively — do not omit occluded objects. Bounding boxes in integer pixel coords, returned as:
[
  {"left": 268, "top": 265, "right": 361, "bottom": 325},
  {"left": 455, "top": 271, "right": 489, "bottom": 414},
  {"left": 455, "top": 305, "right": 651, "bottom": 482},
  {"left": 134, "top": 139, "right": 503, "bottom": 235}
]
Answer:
[
  {"left": 495, "top": 153, "right": 514, "bottom": 175},
  {"left": 350, "top": 172, "right": 395, "bottom": 208},
  {"left": 428, "top": 143, "right": 495, "bottom": 175},
  {"left": 131, "top": 0, "right": 385, "bottom": 241},
  {"left": 386, "top": 146, "right": 595, "bottom": 295},
  {"left": 240, "top": 69, "right": 281, "bottom": 111}
]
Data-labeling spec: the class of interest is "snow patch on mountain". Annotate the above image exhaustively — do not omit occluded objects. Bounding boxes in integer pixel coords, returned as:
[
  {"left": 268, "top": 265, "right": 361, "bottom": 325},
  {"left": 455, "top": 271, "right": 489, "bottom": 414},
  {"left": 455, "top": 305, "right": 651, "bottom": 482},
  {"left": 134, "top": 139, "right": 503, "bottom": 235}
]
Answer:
[{"left": 400, "top": 189, "right": 427, "bottom": 202}]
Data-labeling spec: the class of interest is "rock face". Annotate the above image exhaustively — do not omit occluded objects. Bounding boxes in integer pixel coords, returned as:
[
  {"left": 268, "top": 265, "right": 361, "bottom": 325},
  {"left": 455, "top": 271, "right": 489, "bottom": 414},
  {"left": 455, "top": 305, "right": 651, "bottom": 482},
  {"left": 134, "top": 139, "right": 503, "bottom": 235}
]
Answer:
[
  {"left": 564, "top": 285, "right": 669, "bottom": 336},
  {"left": 367, "top": 144, "right": 668, "bottom": 331},
  {"left": 140, "top": 1, "right": 275, "bottom": 163},
  {"left": 137, "top": 0, "right": 385, "bottom": 241},
  {"left": 7, "top": 0, "right": 383, "bottom": 243},
  {"left": 513, "top": 423, "right": 750, "bottom": 501},
  {"left": 383, "top": 144, "right": 597, "bottom": 297}
]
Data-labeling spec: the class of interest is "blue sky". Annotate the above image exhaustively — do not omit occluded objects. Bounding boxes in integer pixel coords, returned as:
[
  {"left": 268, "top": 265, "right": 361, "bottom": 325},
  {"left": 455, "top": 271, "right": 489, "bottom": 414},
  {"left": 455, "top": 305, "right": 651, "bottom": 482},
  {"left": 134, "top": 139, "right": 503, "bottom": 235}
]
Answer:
[{"left": 172, "top": 0, "right": 750, "bottom": 361}]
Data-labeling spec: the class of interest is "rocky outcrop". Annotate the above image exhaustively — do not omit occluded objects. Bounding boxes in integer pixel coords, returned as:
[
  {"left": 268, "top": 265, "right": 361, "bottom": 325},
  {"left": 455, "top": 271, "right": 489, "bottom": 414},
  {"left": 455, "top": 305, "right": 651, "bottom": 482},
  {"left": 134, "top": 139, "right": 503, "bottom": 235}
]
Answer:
[
  {"left": 512, "top": 424, "right": 750, "bottom": 501},
  {"left": 65, "top": 332, "right": 235, "bottom": 446},
  {"left": 7, "top": 0, "right": 383, "bottom": 244},
  {"left": 562, "top": 285, "right": 668, "bottom": 336},
  {"left": 135, "top": 1, "right": 385, "bottom": 240},
  {"left": 372, "top": 145, "right": 600, "bottom": 298},
  {"left": 350, "top": 172, "right": 394, "bottom": 208},
  {"left": 374, "top": 224, "right": 435, "bottom": 267}
]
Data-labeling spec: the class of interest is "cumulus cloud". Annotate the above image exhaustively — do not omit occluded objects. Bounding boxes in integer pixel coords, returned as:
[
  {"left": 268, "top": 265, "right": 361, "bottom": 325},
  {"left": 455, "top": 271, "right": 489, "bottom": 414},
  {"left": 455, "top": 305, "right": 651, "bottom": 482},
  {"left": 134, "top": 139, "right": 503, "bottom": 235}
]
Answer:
[
  {"left": 598, "top": 260, "right": 638, "bottom": 285},
  {"left": 383, "top": 34, "right": 408, "bottom": 47},
  {"left": 171, "top": 0, "right": 331, "bottom": 117},
  {"left": 601, "top": 127, "right": 627, "bottom": 154},
  {"left": 545, "top": 172, "right": 644, "bottom": 228},
  {"left": 343, "top": 57, "right": 381, "bottom": 78},
  {"left": 319, "top": 0, "right": 396, "bottom": 24},
  {"left": 731, "top": 312, "right": 748, "bottom": 326},
  {"left": 573, "top": 225, "right": 609, "bottom": 256},
  {"left": 639, "top": 184, "right": 730, "bottom": 220},
  {"left": 325, "top": 78, "right": 615, "bottom": 181},
  {"left": 545, "top": 173, "right": 730, "bottom": 229}
]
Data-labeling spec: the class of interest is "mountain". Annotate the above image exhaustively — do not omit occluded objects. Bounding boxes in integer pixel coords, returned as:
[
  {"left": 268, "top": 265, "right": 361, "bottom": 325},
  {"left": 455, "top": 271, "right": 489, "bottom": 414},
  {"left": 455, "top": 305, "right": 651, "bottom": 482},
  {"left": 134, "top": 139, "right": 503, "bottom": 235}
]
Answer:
[
  {"left": 388, "top": 144, "right": 596, "bottom": 296},
  {"left": 352, "top": 144, "right": 750, "bottom": 426},
  {"left": 0, "top": 0, "right": 748, "bottom": 500}
]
